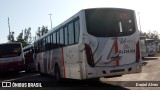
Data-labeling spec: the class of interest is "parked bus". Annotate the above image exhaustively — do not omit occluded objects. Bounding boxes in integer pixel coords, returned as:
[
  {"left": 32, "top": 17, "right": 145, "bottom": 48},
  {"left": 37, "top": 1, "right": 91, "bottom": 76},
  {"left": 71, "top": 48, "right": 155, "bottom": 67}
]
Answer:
[
  {"left": 0, "top": 42, "right": 25, "bottom": 73},
  {"left": 34, "top": 8, "right": 142, "bottom": 81},
  {"left": 23, "top": 44, "right": 36, "bottom": 72},
  {"left": 140, "top": 36, "right": 148, "bottom": 58},
  {"left": 146, "top": 39, "right": 156, "bottom": 56}
]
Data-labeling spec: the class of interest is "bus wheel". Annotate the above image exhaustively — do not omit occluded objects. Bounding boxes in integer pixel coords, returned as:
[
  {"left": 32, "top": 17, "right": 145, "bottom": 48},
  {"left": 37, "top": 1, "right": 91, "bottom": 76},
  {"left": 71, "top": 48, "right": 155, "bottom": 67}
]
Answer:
[{"left": 55, "top": 65, "right": 61, "bottom": 81}]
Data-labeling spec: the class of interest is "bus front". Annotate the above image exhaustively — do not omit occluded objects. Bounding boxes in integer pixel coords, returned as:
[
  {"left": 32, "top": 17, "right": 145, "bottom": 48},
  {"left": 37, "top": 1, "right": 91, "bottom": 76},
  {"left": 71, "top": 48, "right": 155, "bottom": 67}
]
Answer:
[
  {"left": 0, "top": 43, "right": 25, "bottom": 73},
  {"left": 82, "top": 8, "right": 142, "bottom": 79}
]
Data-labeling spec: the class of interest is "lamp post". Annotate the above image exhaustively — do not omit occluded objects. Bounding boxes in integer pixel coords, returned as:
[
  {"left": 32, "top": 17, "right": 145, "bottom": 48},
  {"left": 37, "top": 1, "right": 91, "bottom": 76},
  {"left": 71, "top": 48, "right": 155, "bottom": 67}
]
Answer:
[
  {"left": 49, "top": 14, "right": 52, "bottom": 29},
  {"left": 8, "top": 17, "right": 11, "bottom": 42},
  {"left": 138, "top": 12, "right": 142, "bottom": 33}
]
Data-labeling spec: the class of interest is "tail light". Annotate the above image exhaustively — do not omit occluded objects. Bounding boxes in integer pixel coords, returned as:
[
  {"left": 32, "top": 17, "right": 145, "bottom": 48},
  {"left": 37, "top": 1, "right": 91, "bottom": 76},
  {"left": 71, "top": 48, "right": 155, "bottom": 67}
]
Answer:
[
  {"left": 85, "top": 44, "right": 95, "bottom": 67},
  {"left": 136, "top": 41, "right": 140, "bottom": 62}
]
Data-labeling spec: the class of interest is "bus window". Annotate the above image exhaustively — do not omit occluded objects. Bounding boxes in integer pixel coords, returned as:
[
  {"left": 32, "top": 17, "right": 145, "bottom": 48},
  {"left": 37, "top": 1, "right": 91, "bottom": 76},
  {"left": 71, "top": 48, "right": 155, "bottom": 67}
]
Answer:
[
  {"left": 60, "top": 28, "right": 64, "bottom": 47},
  {"left": 68, "top": 22, "right": 74, "bottom": 44},
  {"left": 53, "top": 33, "right": 56, "bottom": 49},
  {"left": 74, "top": 20, "right": 80, "bottom": 43},
  {"left": 85, "top": 9, "right": 135, "bottom": 37},
  {"left": 64, "top": 26, "right": 68, "bottom": 45}
]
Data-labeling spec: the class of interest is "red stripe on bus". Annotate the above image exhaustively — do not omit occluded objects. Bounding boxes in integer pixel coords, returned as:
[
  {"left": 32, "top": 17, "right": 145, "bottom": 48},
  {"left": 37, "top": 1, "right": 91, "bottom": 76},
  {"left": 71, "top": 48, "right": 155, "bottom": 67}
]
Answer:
[
  {"left": 62, "top": 48, "right": 66, "bottom": 78},
  {"left": 114, "top": 39, "right": 119, "bottom": 66}
]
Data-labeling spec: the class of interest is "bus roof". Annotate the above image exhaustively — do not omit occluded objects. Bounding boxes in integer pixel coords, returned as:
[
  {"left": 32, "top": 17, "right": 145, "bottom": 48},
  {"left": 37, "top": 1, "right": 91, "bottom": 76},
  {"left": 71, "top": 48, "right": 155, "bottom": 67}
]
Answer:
[
  {"left": 34, "top": 8, "right": 135, "bottom": 43},
  {"left": 146, "top": 39, "right": 155, "bottom": 41},
  {"left": 0, "top": 42, "right": 21, "bottom": 45}
]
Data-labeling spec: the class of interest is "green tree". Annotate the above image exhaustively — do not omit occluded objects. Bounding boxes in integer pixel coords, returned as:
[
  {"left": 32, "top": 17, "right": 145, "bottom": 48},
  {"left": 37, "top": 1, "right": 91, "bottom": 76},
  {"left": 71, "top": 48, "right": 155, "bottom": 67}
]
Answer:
[
  {"left": 16, "top": 27, "right": 32, "bottom": 47},
  {"left": 35, "top": 26, "right": 48, "bottom": 39},
  {"left": 140, "top": 30, "right": 160, "bottom": 40}
]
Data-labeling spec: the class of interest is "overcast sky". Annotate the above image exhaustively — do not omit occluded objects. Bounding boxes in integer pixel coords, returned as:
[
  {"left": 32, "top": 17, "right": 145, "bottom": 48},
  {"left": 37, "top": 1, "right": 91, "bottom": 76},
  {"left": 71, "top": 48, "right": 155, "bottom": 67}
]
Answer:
[{"left": 0, "top": 0, "right": 160, "bottom": 43}]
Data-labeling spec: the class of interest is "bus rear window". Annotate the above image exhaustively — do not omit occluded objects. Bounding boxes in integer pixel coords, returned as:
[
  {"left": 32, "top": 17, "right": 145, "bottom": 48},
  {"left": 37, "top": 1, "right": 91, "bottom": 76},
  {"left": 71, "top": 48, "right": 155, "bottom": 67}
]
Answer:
[
  {"left": 85, "top": 8, "right": 136, "bottom": 37},
  {"left": 0, "top": 44, "right": 22, "bottom": 58}
]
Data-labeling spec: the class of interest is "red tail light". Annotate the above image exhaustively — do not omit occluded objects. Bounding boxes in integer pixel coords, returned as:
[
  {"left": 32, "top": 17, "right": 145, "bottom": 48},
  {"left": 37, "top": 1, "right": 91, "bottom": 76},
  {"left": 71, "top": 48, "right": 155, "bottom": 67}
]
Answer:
[
  {"left": 136, "top": 41, "right": 140, "bottom": 62},
  {"left": 85, "top": 44, "right": 95, "bottom": 67}
]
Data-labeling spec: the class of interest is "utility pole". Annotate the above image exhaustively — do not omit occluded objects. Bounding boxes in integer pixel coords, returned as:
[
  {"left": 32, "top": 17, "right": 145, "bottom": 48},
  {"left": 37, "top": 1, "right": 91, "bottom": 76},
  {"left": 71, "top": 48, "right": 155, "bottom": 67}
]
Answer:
[
  {"left": 138, "top": 12, "right": 142, "bottom": 33},
  {"left": 8, "top": 17, "right": 11, "bottom": 42},
  {"left": 48, "top": 14, "right": 52, "bottom": 29}
]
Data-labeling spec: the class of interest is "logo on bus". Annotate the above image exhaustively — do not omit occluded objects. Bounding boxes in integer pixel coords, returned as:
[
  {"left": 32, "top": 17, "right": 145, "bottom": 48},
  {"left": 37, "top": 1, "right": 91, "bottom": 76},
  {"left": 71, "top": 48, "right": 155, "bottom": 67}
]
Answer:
[{"left": 119, "top": 49, "right": 135, "bottom": 54}]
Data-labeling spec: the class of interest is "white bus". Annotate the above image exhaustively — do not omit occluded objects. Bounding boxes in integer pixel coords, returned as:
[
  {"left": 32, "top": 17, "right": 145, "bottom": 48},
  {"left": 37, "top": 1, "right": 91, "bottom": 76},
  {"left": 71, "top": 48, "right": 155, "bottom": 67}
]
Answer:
[
  {"left": 140, "top": 36, "right": 148, "bottom": 58},
  {"left": 0, "top": 42, "right": 25, "bottom": 73},
  {"left": 146, "top": 39, "right": 156, "bottom": 56},
  {"left": 34, "top": 8, "right": 142, "bottom": 81}
]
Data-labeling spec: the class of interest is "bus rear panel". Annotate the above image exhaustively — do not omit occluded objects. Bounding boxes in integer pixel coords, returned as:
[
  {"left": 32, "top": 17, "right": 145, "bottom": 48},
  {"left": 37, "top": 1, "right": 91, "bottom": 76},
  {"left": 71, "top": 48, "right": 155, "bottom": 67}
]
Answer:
[
  {"left": 0, "top": 42, "right": 25, "bottom": 73},
  {"left": 82, "top": 8, "right": 142, "bottom": 79}
]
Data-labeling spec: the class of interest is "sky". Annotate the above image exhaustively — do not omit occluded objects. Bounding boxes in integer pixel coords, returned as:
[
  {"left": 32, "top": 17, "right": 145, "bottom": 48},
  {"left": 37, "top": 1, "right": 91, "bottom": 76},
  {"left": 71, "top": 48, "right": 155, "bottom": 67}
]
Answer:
[{"left": 0, "top": 0, "right": 160, "bottom": 43}]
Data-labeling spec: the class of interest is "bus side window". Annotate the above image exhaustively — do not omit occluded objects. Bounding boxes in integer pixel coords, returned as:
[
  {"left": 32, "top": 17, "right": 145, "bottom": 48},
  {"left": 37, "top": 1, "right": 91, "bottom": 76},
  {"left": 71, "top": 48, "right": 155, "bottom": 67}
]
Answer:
[
  {"left": 50, "top": 34, "right": 53, "bottom": 49},
  {"left": 47, "top": 35, "right": 51, "bottom": 50},
  {"left": 53, "top": 33, "right": 56, "bottom": 49},
  {"left": 45, "top": 37, "right": 48, "bottom": 51},
  {"left": 74, "top": 20, "right": 80, "bottom": 43},
  {"left": 64, "top": 26, "right": 68, "bottom": 46},
  {"left": 56, "top": 31, "right": 60, "bottom": 48},
  {"left": 42, "top": 38, "right": 45, "bottom": 52},
  {"left": 60, "top": 28, "right": 64, "bottom": 47},
  {"left": 68, "top": 22, "right": 74, "bottom": 45}
]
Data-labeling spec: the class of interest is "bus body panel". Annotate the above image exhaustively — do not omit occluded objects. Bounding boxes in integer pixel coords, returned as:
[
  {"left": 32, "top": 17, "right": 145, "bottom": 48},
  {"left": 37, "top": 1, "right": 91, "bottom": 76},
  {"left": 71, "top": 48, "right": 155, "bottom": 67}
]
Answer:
[
  {"left": 63, "top": 44, "right": 81, "bottom": 79},
  {"left": 81, "top": 8, "right": 142, "bottom": 79}
]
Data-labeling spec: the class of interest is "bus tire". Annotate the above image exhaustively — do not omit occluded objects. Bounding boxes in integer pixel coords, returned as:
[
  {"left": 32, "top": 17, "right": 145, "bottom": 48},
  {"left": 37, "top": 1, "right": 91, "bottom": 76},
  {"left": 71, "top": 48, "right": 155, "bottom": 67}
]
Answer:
[{"left": 55, "top": 65, "right": 61, "bottom": 81}]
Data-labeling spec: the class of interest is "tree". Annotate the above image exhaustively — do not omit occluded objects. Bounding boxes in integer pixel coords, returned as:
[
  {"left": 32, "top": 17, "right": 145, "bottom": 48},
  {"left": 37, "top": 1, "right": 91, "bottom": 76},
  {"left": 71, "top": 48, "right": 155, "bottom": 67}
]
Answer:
[
  {"left": 35, "top": 26, "right": 48, "bottom": 39},
  {"left": 24, "top": 27, "right": 32, "bottom": 43},
  {"left": 16, "top": 27, "right": 32, "bottom": 47},
  {"left": 7, "top": 31, "right": 15, "bottom": 42},
  {"left": 140, "top": 30, "right": 160, "bottom": 41}
]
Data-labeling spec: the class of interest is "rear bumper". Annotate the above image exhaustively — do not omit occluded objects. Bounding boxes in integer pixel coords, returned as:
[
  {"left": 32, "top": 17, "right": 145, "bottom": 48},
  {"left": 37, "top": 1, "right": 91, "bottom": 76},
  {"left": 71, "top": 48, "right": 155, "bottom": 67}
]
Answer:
[
  {"left": 86, "top": 62, "right": 142, "bottom": 79},
  {"left": 0, "top": 61, "right": 25, "bottom": 73}
]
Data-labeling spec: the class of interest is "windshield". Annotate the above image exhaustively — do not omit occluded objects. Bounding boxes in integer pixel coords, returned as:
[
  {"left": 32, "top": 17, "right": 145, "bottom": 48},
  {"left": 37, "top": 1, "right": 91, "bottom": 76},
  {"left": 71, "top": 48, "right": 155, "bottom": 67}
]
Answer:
[
  {"left": 146, "top": 40, "right": 155, "bottom": 46},
  {"left": 0, "top": 44, "right": 22, "bottom": 58},
  {"left": 85, "top": 8, "right": 136, "bottom": 37}
]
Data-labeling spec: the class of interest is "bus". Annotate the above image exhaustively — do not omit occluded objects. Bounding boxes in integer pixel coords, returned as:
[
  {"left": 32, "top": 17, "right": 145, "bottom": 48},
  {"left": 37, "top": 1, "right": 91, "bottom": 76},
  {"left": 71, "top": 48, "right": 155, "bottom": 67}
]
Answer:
[
  {"left": 0, "top": 42, "right": 25, "bottom": 73},
  {"left": 23, "top": 44, "right": 36, "bottom": 72},
  {"left": 34, "top": 8, "right": 142, "bottom": 81},
  {"left": 140, "top": 36, "right": 148, "bottom": 58},
  {"left": 146, "top": 39, "right": 156, "bottom": 56}
]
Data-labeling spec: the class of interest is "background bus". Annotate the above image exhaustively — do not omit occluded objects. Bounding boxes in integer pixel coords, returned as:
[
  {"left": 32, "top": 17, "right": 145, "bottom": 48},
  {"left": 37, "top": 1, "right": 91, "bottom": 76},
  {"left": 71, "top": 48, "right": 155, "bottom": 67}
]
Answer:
[
  {"left": 0, "top": 42, "right": 25, "bottom": 73},
  {"left": 140, "top": 36, "right": 148, "bottom": 58},
  {"left": 146, "top": 39, "right": 156, "bottom": 56},
  {"left": 23, "top": 44, "right": 36, "bottom": 72},
  {"left": 34, "top": 8, "right": 142, "bottom": 81}
]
